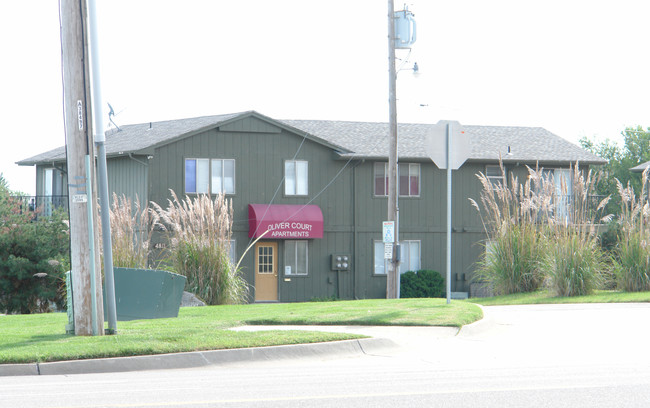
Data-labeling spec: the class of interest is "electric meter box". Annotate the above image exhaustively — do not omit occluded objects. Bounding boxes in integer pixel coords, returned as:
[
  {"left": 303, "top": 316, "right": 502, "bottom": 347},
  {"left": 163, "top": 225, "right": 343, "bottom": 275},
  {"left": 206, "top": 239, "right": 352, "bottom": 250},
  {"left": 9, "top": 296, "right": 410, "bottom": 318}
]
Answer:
[{"left": 331, "top": 254, "right": 351, "bottom": 271}]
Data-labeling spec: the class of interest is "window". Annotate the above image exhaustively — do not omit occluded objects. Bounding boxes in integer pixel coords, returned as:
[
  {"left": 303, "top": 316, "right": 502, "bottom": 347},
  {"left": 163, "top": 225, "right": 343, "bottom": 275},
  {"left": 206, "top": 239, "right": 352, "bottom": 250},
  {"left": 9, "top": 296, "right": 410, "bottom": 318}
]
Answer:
[
  {"left": 285, "top": 160, "right": 308, "bottom": 195},
  {"left": 553, "top": 169, "right": 572, "bottom": 222},
  {"left": 398, "top": 240, "right": 421, "bottom": 274},
  {"left": 485, "top": 165, "right": 505, "bottom": 186},
  {"left": 227, "top": 240, "right": 237, "bottom": 266},
  {"left": 212, "top": 159, "right": 235, "bottom": 194},
  {"left": 374, "top": 241, "right": 387, "bottom": 275},
  {"left": 373, "top": 240, "right": 421, "bottom": 275},
  {"left": 43, "top": 168, "right": 65, "bottom": 216},
  {"left": 535, "top": 168, "right": 573, "bottom": 220},
  {"left": 185, "top": 158, "right": 235, "bottom": 194},
  {"left": 399, "top": 163, "right": 420, "bottom": 196},
  {"left": 374, "top": 163, "right": 389, "bottom": 196},
  {"left": 285, "top": 240, "right": 308, "bottom": 275},
  {"left": 374, "top": 162, "right": 420, "bottom": 197}
]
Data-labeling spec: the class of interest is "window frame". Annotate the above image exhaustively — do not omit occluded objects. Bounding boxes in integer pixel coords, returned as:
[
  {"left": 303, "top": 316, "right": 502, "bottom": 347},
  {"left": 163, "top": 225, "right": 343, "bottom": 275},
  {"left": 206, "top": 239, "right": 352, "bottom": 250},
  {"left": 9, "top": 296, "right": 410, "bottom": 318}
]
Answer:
[
  {"left": 284, "top": 240, "right": 309, "bottom": 276},
  {"left": 374, "top": 162, "right": 421, "bottom": 197},
  {"left": 228, "top": 239, "right": 237, "bottom": 266},
  {"left": 184, "top": 158, "right": 235, "bottom": 195},
  {"left": 373, "top": 239, "right": 421, "bottom": 275},
  {"left": 398, "top": 240, "right": 421, "bottom": 274},
  {"left": 211, "top": 159, "right": 236, "bottom": 195},
  {"left": 485, "top": 165, "right": 505, "bottom": 187},
  {"left": 285, "top": 160, "right": 309, "bottom": 196}
]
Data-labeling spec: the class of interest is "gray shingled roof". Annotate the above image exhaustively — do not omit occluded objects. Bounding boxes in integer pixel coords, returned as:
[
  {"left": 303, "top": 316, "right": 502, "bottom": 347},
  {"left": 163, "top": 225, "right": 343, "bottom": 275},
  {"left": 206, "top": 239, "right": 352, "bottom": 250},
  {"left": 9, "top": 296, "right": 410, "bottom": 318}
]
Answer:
[
  {"left": 18, "top": 111, "right": 605, "bottom": 166},
  {"left": 17, "top": 112, "right": 244, "bottom": 166},
  {"left": 280, "top": 120, "right": 606, "bottom": 165},
  {"left": 630, "top": 160, "right": 650, "bottom": 173}
]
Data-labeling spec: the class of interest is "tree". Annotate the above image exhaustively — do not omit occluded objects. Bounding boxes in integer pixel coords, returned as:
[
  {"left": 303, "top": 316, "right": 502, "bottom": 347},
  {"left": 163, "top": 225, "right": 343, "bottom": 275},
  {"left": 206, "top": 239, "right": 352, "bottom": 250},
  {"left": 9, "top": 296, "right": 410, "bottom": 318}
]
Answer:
[
  {"left": 0, "top": 174, "right": 70, "bottom": 314},
  {"left": 580, "top": 126, "right": 650, "bottom": 216}
]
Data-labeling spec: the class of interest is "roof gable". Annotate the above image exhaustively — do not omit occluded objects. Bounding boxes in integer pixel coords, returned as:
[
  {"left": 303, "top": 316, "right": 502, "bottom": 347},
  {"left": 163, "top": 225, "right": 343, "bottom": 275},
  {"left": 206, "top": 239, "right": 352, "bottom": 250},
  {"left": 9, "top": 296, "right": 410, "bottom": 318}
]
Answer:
[{"left": 217, "top": 116, "right": 282, "bottom": 133}]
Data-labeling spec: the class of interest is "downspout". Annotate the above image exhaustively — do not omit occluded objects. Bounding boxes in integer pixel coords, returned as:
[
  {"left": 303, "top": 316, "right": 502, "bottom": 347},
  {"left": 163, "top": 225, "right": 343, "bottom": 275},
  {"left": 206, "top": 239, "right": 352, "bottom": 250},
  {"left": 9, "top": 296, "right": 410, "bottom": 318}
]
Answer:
[
  {"left": 352, "top": 159, "right": 363, "bottom": 300},
  {"left": 128, "top": 153, "right": 149, "bottom": 166}
]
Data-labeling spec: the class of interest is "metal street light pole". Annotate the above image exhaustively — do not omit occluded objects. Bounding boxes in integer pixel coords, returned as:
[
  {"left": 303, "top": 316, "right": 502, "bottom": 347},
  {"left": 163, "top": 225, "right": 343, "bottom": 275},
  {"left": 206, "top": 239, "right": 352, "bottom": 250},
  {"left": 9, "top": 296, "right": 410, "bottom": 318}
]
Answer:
[{"left": 386, "top": 0, "right": 400, "bottom": 299}]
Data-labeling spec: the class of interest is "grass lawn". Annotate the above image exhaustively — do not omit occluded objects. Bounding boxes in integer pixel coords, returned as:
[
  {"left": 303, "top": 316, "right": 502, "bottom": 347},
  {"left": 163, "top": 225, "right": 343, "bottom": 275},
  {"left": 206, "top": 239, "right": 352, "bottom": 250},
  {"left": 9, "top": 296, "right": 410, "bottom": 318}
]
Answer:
[
  {"left": 0, "top": 298, "right": 481, "bottom": 364},
  {"left": 471, "top": 289, "right": 650, "bottom": 306}
]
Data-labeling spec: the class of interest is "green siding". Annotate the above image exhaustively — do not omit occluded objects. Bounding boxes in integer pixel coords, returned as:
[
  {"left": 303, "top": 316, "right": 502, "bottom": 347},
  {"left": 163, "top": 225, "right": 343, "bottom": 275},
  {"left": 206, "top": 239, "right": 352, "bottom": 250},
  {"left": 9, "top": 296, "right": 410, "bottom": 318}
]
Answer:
[
  {"left": 138, "top": 117, "right": 591, "bottom": 301},
  {"left": 107, "top": 156, "right": 148, "bottom": 203},
  {"left": 146, "top": 117, "right": 361, "bottom": 301}
]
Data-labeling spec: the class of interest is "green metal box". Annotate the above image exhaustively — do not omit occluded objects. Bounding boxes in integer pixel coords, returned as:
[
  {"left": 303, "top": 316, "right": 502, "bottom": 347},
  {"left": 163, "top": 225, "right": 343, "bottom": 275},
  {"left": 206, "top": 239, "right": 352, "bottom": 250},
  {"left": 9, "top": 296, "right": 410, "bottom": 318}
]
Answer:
[{"left": 104, "top": 268, "right": 186, "bottom": 321}]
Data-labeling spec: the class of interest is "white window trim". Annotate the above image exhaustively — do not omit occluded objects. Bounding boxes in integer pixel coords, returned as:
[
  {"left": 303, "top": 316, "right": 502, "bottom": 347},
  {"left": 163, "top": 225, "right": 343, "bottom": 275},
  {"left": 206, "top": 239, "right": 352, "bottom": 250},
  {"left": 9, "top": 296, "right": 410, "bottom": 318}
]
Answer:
[
  {"left": 285, "top": 160, "right": 309, "bottom": 196},
  {"left": 373, "top": 240, "right": 421, "bottom": 275},
  {"left": 285, "top": 240, "right": 308, "bottom": 276},
  {"left": 212, "top": 159, "right": 236, "bottom": 195},
  {"left": 485, "top": 165, "right": 505, "bottom": 186},
  {"left": 185, "top": 158, "right": 235, "bottom": 195},
  {"left": 400, "top": 163, "right": 421, "bottom": 197},
  {"left": 398, "top": 240, "right": 421, "bottom": 274},
  {"left": 374, "top": 162, "right": 421, "bottom": 197},
  {"left": 373, "top": 240, "right": 387, "bottom": 275},
  {"left": 228, "top": 239, "right": 237, "bottom": 266}
]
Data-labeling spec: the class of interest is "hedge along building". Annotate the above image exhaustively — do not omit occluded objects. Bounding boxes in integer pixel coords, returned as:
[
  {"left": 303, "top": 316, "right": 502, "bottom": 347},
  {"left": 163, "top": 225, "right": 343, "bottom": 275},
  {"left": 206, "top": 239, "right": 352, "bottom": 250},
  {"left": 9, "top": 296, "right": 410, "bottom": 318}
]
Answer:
[{"left": 18, "top": 111, "right": 606, "bottom": 301}]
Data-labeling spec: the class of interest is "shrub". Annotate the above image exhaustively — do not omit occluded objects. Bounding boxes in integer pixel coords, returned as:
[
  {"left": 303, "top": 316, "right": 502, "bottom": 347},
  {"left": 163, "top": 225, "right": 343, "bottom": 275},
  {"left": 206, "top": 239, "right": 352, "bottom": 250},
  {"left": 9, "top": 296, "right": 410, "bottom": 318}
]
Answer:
[
  {"left": 542, "top": 230, "right": 606, "bottom": 296},
  {"left": 0, "top": 208, "right": 70, "bottom": 314},
  {"left": 478, "top": 223, "right": 544, "bottom": 295},
  {"left": 152, "top": 190, "right": 248, "bottom": 305},
  {"left": 400, "top": 270, "right": 444, "bottom": 298},
  {"left": 613, "top": 170, "right": 650, "bottom": 291}
]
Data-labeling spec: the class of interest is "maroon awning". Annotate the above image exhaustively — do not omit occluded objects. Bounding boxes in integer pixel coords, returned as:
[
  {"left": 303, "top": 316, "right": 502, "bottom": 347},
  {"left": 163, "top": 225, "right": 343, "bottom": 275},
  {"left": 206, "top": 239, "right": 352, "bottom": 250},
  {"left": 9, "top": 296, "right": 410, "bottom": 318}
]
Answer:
[{"left": 248, "top": 204, "right": 324, "bottom": 239}]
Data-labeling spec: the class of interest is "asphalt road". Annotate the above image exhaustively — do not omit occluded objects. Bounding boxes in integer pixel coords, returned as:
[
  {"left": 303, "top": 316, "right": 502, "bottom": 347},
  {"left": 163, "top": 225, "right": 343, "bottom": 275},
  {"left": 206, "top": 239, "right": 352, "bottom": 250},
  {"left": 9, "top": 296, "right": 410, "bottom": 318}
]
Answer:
[{"left": 3, "top": 303, "right": 650, "bottom": 408}]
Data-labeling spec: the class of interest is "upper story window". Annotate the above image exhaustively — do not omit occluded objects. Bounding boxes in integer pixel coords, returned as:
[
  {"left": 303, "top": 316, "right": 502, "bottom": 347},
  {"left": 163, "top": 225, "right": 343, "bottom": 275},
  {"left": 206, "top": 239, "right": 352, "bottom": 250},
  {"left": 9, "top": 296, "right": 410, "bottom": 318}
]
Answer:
[
  {"left": 374, "top": 162, "right": 420, "bottom": 197},
  {"left": 485, "top": 165, "right": 505, "bottom": 187},
  {"left": 212, "top": 159, "right": 235, "bottom": 194},
  {"left": 285, "top": 160, "right": 308, "bottom": 196},
  {"left": 547, "top": 168, "right": 573, "bottom": 221},
  {"left": 185, "top": 158, "right": 235, "bottom": 194}
]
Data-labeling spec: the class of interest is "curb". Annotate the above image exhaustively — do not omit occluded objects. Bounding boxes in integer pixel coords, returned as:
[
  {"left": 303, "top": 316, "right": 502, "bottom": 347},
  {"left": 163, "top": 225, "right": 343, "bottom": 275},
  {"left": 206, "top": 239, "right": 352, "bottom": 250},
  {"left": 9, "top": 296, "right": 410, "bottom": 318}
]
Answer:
[
  {"left": 456, "top": 304, "right": 494, "bottom": 337},
  {"left": 0, "top": 337, "right": 396, "bottom": 377}
]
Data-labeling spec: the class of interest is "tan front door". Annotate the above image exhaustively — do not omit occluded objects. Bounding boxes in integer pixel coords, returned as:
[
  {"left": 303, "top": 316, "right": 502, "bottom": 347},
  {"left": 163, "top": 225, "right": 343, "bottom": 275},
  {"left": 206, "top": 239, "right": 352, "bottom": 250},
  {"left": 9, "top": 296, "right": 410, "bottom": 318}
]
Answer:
[{"left": 255, "top": 242, "right": 278, "bottom": 301}]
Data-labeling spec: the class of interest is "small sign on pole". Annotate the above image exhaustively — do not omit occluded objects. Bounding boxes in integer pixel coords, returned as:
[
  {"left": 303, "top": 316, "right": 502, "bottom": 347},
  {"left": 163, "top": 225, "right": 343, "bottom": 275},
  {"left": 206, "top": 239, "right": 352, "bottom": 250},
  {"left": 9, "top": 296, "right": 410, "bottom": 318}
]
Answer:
[
  {"left": 384, "top": 243, "right": 393, "bottom": 260},
  {"left": 382, "top": 221, "right": 395, "bottom": 243}
]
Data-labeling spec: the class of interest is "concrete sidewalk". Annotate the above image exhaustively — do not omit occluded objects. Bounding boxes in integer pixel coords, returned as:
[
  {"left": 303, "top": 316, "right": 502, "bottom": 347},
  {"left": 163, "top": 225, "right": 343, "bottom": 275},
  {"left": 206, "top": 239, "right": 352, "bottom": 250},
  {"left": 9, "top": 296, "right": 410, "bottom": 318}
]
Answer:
[{"left": 0, "top": 306, "right": 489, "bottom": 377}]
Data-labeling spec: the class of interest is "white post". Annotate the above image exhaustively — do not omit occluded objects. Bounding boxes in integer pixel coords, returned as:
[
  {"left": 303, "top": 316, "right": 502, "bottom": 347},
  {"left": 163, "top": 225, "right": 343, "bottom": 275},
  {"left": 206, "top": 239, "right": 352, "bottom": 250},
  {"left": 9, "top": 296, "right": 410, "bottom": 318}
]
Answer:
[
  {"left": 87, "top": 0, "right": 118, "bottom": 333},
  {"left": 446, "top": 123, "right": 452, "bottom": 304}
]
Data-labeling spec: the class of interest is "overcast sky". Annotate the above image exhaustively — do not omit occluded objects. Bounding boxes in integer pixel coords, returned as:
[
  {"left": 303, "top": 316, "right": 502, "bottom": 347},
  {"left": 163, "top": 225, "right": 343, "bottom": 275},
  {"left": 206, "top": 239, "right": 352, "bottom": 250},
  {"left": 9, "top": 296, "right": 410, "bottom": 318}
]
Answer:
[{"left": 2, "top": 0, "right": 649, "bottom": 195}]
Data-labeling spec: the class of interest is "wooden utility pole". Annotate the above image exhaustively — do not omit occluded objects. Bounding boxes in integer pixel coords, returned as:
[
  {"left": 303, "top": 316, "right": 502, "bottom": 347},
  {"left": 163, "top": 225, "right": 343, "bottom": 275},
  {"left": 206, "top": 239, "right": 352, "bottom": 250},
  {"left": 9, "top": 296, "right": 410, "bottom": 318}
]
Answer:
[
  {"left": 386, "top": 0, "right": 400, "bottom": 298},
  {"left": 60, "top": 0, "right": 104, "bottom": 335}
]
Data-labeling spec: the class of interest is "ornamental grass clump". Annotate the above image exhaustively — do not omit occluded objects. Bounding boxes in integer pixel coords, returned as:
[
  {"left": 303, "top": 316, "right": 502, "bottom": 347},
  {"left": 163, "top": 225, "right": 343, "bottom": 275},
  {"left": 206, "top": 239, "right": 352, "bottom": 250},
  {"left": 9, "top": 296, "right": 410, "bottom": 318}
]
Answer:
[
  {"left": 471, "top": 162, "right": 611, "bottom": 297},
  {"left": 106, "top": 193, "right": 158, "bottom": 269},
  {"left": 152, "top": 190, "right": 248, "bottom": 305},
  {"left": 470, "top": 162, "right": 545, "bottom": 295},
  {"left": 538, "top": 165, "right": 611, "bottom": 297},
  {"left": 614, "top": 168, "right": 650, "bottom": 292}
]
